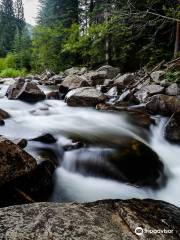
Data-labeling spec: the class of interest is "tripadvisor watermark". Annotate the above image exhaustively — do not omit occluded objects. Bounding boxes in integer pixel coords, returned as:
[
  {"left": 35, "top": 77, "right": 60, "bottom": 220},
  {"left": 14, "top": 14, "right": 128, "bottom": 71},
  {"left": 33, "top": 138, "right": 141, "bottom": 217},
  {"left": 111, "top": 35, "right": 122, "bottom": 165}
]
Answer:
[{"left": 135, "top": 227, "right": 174, "bottom": 236}]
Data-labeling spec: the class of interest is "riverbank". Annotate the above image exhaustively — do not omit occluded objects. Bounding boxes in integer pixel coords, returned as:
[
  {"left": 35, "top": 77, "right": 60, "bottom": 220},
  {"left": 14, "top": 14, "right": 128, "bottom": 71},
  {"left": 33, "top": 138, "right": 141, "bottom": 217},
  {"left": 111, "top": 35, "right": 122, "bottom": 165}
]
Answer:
[{"left": 0, "top": 60, "right": 180, "bottom": 238}]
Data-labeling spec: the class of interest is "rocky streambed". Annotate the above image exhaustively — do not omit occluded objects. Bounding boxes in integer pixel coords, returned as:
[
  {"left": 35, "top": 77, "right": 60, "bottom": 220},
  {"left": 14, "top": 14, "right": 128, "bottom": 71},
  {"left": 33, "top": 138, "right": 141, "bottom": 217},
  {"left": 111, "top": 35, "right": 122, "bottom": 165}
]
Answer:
[{"left": 0, "top": 63, "right": 180, "bottom": 238}]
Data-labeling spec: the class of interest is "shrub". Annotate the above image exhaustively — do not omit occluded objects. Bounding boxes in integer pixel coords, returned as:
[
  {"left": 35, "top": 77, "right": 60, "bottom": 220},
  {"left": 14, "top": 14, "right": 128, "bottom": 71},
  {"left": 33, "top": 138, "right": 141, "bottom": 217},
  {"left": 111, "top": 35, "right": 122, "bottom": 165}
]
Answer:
[
  {"left": 0, "top": 68, "right": 26, "bottom": 78},
  {"left": 165, "top": 70, "right": 180, "bottom": 83}
]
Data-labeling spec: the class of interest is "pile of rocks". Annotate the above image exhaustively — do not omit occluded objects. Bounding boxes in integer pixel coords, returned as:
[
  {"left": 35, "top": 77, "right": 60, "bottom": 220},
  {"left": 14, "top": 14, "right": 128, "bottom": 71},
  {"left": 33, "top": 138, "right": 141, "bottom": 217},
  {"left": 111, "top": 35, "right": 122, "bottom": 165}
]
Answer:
[{"left": 1, "top": 62, "right": 180, "bottom": 142}]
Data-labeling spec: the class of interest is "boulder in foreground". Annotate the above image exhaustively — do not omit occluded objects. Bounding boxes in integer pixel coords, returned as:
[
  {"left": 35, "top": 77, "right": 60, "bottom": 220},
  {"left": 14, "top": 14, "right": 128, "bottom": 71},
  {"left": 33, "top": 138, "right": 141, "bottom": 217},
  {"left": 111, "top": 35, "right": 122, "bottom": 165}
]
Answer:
[
  {"left": 0, "top": 199, "right": 179, "bottom": 240},
  {"left": 66, "top": 87, "right": 107, "bottom": 107},
  {"left": 0, "top": 137, "right": 37, "bottom": 186}
]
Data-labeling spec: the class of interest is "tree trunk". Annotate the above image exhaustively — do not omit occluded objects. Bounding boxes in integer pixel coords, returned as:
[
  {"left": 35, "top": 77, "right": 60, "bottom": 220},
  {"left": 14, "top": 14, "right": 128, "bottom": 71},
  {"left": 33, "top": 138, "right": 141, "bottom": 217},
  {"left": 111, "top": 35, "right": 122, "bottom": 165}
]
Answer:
[
  {"left": 174, "top": 21, "right": 180, "bottom": 57},
  {"left": 105, "top": 0, "right": 112, "bottom": 65}
]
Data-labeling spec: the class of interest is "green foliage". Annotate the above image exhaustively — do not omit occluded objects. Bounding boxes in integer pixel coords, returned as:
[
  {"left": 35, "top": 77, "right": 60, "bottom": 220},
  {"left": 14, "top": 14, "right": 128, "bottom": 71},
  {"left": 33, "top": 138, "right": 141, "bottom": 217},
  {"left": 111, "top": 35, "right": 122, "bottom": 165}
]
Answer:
[
  {"left": 0, "top": 0, "right": 179, "bottom": 74},
  {"left": 165, "top": 70, "right": 180, "bottom": 83},
  {"left": 32, "top": 25, "right": 68, "bottom": 72},
  {"left": 0, "top": 68, "right": 26, "bottom": 77},
  {"left": 13, "top": 29, "right": 32, "bottom": 70},
  {"left": 0, "top": 58, "right": 6, "bottom": 71}
]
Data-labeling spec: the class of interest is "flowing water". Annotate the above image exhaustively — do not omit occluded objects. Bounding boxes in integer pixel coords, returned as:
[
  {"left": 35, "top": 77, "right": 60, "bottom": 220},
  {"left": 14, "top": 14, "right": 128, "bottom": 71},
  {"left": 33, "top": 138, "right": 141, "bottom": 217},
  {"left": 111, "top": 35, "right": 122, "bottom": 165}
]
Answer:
[{"left": 1, "top": 84, "right": 180, "bottom": 206}]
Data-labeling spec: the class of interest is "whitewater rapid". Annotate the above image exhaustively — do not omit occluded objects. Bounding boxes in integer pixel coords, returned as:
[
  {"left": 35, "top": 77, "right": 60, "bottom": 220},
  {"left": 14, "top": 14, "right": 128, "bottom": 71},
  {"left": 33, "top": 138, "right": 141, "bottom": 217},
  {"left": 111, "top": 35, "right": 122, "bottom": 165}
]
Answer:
[{"left": 0, "top": 84, "right": 180, "bottom": 206}]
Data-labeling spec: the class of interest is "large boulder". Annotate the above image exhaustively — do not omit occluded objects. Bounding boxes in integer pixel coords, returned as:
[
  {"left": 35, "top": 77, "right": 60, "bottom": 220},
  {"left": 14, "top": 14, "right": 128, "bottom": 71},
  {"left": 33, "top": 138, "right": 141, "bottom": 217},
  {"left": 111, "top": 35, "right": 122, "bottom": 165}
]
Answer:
[
  {"left": 164, "top": 113, "right": 180, "bottom": 143},
  {"left": 7, "top": 82, "right": 46, "bottom": 103},
  {"left": 146, "top": 94, "right": 180, "bottom": 115},
  {"left": 97, "top": 65, "right": 120, "bottom": 79},
  {"left": 0, "top": 199, "right": 179, "bottom": 240},
  {"left": 114, "top": 73, "right": 136, "bottom": 91},
  {"left": 109, "top": 139, "right": 164, "bottom": 187},
  {"left": 69, "top": 138, "right": 164, "bottom": 187},
  {"left": 61, "top": 75, "right": 89, "bottom": 90},
  {"left": 135, "top": 84, "right": 164, "bottom": 102},
  {"left": 6, "top": 80, "right": 25, "bottom": 99},
  {"left": 87, "top": 71, "right": 108, "bottom": 86},
  {"left": 0, "top": 137, "right": 37, "bottom": 186},
  {"left": 66, "top": 87, "right": 107, "bottom": 107},
  {"left": 166, "top": 83, "right": 180, "bottom": 96}
]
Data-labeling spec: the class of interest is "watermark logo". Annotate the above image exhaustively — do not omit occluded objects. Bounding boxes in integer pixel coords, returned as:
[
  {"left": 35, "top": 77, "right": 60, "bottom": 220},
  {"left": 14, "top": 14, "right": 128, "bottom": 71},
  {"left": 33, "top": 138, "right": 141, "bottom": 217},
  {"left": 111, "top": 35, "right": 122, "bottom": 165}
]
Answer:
[
  {"left": 135, "top": 227, "right": 143, "bottom": 236},
  {"left": 135, "top": 227, "right": 174, "bottom": 236}
]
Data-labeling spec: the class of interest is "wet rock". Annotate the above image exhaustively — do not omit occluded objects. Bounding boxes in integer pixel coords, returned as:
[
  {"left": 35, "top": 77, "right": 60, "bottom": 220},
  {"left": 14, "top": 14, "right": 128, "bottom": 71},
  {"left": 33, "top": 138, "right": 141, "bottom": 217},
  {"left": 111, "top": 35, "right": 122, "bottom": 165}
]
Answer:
[
  {"left": 18, "top": 83, "right": 46, "bottom": 102},
  {"left": 7, "top": 82, "right": 46, "bottom": 103},
  {"left": 96, "top": 104, "right": 154, "bottom": 129},
  {"left": 166, "top": 83, "right": 180, "bottom": 96},
  {"left": 47, "top": 91, "right": 60, "bottom": 100},
  {"left": 6, "top": 81, "right": 24, "bottom": 99},
  {"left": 0, "top": 108, "right": 10, "bottom": 120},
  {"left": 165, "top": 113, "right": 180, "bottom": 143},
  {"left": 96, "top": 103, "right": 125, "bottom": 111},
  {"left": 7, "top": 138, "right": 28, "bottom": 149},
  {"left": 114, "top": 73, "right": 136, "bottom": 91},
  {"left": 87, "top": 71, "right": 107, "bottom": 86},
  {"left": 118, "top": 90, "right": 140, "bottom": 104},
  {"left": 146, "top": 94, "right": 180, "bottom": 115},
  {"left": 30, "top": 133, "right": 57, "bottom": 144},
  {"left": 35, "top": 148, "right": 59, "bottom": 166},
  {"left": 127, "top": 111, "right": 155, "bottom": 129},
  {"left": 0, "top": 137, "right": 37, "bottom": 187},
  {"left": 0, "top": 159, "right": 55, "bottom": 207},
  {"left": 66, "top": 87, "right": 107, "bottom": 107},
  {"left": 0, "top": 120, "right": 5, "bottom": 126},
  {"left": 150, "top": 70, "right": 165, "bottom": 83},
  {"left": 0, "top": 199, "right": 178, "bottom": 240},
  {"left": 59, "top": 85, "right": 69, "bottom": 99},
  {"left": 48, "top": 75, "right": 64, "bottom": 85},
  {"left": 106, "top": 86, "right": 118, "bottom": 96},
  {"left": 109, "top": 138, "right": 164, "bottom": 187},
  {"left": 61, "top": 75, "right": 89, "bottom": 90},
  {"left": 97, "top": 65, "right": 120, "bottom": 79}
]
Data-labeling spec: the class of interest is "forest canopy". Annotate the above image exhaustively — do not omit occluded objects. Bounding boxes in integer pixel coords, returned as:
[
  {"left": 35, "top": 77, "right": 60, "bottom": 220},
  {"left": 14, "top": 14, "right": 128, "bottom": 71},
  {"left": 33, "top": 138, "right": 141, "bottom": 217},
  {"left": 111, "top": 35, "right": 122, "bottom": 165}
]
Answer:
[{"left": 0, "top": 0, "right": 179, "bottom": 76}]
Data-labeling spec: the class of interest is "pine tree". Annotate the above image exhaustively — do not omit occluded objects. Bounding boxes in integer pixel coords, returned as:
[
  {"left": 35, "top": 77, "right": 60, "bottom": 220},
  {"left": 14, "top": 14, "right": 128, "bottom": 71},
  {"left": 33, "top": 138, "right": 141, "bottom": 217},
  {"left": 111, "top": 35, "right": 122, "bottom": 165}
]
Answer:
[
  {"left": 14, "top": 0, "right": 25, "bottom": 32},
  {"left": 0, "top": 0, "right": 16, "bottom": 56},
  {"left": 38, "top": 0, "right": 79, "bottom": 27}
]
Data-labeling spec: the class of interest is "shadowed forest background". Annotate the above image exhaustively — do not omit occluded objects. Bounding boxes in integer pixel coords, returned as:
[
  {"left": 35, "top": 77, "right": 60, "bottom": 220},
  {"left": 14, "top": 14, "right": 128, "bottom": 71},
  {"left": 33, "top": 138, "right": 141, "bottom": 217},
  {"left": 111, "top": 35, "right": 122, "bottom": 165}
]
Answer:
[{"left": 0, "top": 0, "right": 179, "bottom": 77}]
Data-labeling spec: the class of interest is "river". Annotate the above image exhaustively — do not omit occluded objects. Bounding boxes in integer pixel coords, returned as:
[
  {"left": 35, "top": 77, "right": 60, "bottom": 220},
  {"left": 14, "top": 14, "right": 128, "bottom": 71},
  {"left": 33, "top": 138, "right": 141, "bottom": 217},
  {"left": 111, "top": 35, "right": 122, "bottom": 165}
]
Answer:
[{"left": 0, "top": 84, "right": 180, "bottom": 206}]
